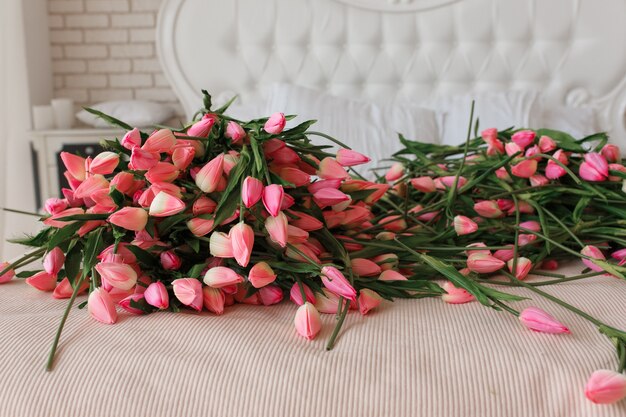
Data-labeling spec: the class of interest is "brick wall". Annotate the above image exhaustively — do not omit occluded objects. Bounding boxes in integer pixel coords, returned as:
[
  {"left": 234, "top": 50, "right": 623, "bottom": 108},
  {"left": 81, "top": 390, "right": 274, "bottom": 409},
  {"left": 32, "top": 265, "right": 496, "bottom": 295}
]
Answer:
[{"left": 48, "top": 0, "right": 183, "bottom": 117}]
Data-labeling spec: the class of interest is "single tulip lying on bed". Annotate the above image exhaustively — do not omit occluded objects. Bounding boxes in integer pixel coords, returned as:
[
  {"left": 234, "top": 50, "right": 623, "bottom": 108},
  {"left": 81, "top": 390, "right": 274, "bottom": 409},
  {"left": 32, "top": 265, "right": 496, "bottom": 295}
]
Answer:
[
  {"left": 0, "top": 91, "right": 443, "bottom": 372},
  {"left": 349, "top": 105, "right": 626, "bottom": 404}
]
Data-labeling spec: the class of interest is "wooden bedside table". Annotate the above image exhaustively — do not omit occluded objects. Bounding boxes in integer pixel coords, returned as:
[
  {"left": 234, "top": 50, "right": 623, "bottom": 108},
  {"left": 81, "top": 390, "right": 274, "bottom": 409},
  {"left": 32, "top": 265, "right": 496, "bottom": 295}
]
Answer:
[{"left": 30, "top": 128, "right": 124, "bottom": 210}]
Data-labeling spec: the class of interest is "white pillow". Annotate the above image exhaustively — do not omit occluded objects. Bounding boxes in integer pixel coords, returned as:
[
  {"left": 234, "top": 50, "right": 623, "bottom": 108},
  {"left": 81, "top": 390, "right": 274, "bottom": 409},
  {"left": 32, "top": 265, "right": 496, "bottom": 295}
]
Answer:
[
  {"left": 539, "top": 105, "right": 598, "bottom": 139},
  {"left": 265, "top": 83, "right": 440, "bottom": 177},
  {"left": 424, "top": 90, "right": 542, "bottom": 145},
  {"left": 76, "top": 100, "right": 174, "bottom": 128}
]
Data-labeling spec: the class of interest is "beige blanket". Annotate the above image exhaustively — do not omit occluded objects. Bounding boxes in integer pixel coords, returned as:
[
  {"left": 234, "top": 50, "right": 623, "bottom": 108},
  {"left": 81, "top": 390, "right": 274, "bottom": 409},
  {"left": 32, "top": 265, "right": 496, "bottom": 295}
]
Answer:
[{"left": 1, "top": 263, "right": 625, "bottom": 417}]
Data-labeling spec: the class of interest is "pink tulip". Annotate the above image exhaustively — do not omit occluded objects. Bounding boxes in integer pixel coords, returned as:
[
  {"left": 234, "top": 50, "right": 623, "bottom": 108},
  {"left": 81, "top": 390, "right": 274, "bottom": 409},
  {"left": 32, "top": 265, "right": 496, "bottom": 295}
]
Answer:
[
  {"left": 580, "top": 152, "right": 609, "bottom": 182},
  {"left": 336, "top": 149, "right": 370, "bottom": 167},
  {"left": 129, "top": 147, "right": 159, "bottom": 171},
  {"left": 545, "top": 151, "right": 568, "bottom": 179},
  {"left": 507, "top": 257, "right": 533, "bottom": 280},
  {"left": 278, "top": 167, "right": 310, "bottom": 188},
  {"left": 0, "top": 262, "right": 15, "bottom": 284},
  {"left": 89, "top": 152, "right": 119, "bottom": 175},
  {"left": 60, "top": 152, "right": 86, "bottom": 181},
  {"left": 225, "top": 121, "right": 246, "bottom": 144},
  {"left": 188, "top": 114, "right": 217, "bottom": 137},
  {"left": 294, "top": 302, "right": 322, "bottom": 340},
  {"left": 264, "top": 112, "right": 286, "bottom": 134},
  {"left": 288, "top": 210, "right": 324, "bottom": 231},
  {"left": 519, "top": 307, "right": 570, "bottom": 334},
  {"left": 74, "top": 174, "right": 109, "bottom": 199},
  {"left": 385, "top": 162, "right": 404, "bottom": 182},
  {"left": 25, "top": 271, "right": 57, "bottom": 292},
  {"left": 121, "top": 127, "right": 141, "bottom": 150},
  {"left": 351, "top": 258, "right": 382, "bottom": 277},
  {"left": 209, "top": 231, "right": 234, "bottom": 257},
  {"left": 172, "top": 146, "right": 195, "bottom": 170},
  {"left": 525, "top": 145, "right": 541, "bottom": 161},
  {"left": 203, "top": 266, "right": 244, "bottom": 288},
  {"left": 519, "top": 220, "right": 541, "bottom": 232},
  {"left": 160, "top": 250, "right": 182, "bottom": 270},
  {"left": 481, "top": 127, "right": 498, "bottom": 144},
  {"left": 146, "top": 162, "right": 179, "bottom": 183},
  {"left": 191, "top": 197, "right": 216, "bottom": 216},
  {"left": 172, "top": 278, "right": 203, "bottom": 311},
  {"left": 505, "top": 142, "right": 523, "bottom": 157},
  {"left": 248, "top": 262, "right": 277, "bottom": 288},
  {"left": 320, "top": 266, "right": 357, "bottom": 301},
  {"left": 118, "top": 293, "right": 145, "bottom": 315},
  {"left": 585, "top": 370, "right": 626, "bottom": 404},
  {"left": 317, "top": 157, "right": 349, "bottom": 180},
  {"left": 453, "top": 215, "right": 478, "bottom": 236},
  {"left": 202, "top": 287, "right": 225, "bottom": 315},
  {"left": 581, "top": 245, "right": 606, "bottom": 272},
  {"left": 540, "top": 259, "right": 559, "bottom": 270},
  {"left": 308, "top": 179, "right": 341, "bottom": 194},
  {"left": 187, "top": 217, "right": 215, "bottom": 237},
  {"left": 467, "top": 252, "right": 505, "bottom": 273},
  {"left": 109, "top": 172, "right": 137, "bottom": 196},
  {"left": 313, "top": 288, "right": 346, "bottom": 314},
  {"left": 511, "top": 130, "right": 536, "bottom": 149},
  {"left": 262, "top": 184, "right": 284, "bottom": 217},
  {"left": 53, "top": 277, "right": 89, "bottom": 299},
  {"left": 230, "top": 222, "right": 254, "bottom": 267},
  {"left": 265, "top": 211, "right": 288, "bottom": 247},
  {"left": 495, "top": 167, "right": 511, "bottom": 181},
  {"left": 195, "top": 154, "right": 225, "bottom": 193},
  {"left": 436, "top": 176, "right": 467, "bottom": 190},
  {"left": 313, "top": 188, "right": 350, "bottom": 208},
  {"left": 511, "top": 159, "right": 538, "bottom": 178},
  {"left": 410, "top": 177, "right": 436, "bottom": 193},
  {"left": 44, "top": 198, "right": 68, "bottom": 215},
  {"left": 289, "top": 283, "right": 316, "bottom": 305},
  {"left": 358, "top": 288, "right": 382, "bottom": 314},
  {"left": 287, "top": 225, "right": 309, "bottom": 244},
  {"left": 144, "top": 281, "right": 169, "bottom": 309},
  {"left": 538, "top": 135, "right": 556, "bottom": 153},
  {"left": 43, "top": 247, "right": 65, "bottom": 276},
  {"left": 142, "top": 129, "right": 176, "bottom": 153},
  {"left": 149, "top": 191, "right": 186, "bottom": 217},
  {"left": 242, "top": 176, "right": 264, "bottom": 208},
  {"left": 108, "top": 207, "right": 148, "bottom": 231},
  {"left": 487, "top": 140, "right": 505, "bottom": 155},
  {"left": 95, "top": 262, "right": 138, "bottom": 291},
  {"left": 473, "top": 200, "right": 503, "bottom": 218},
  {"left": 378, "top": 270, "right": 408, "bottom": 281},
  {"left": 441, "top": 281, "right": 475, "bottom": 304},
  {"left": 601, "top": 144, "right": 621, "bottom": 163},
  {"left": 88, "top": 288, "right": 118, "bottom": 324},
  {"left": 608, "top": 163, "right": 626, "bottom": 181},
  {"left": 529, "top": 174, "right": 549, "bottom": 187},
  {"left": 258, "top": 285, "right": 284, "bottom": 306}
]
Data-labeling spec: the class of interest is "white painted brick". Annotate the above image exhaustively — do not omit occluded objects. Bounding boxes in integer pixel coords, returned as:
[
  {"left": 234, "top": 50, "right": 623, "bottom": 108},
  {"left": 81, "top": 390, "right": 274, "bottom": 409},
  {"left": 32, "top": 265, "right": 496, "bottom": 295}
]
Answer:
[
  {"left": 110, "top": 44, "right": 153, "bottom": 58},
  {"left": 131, "top": 0, "right": 162, "bottom": 12},
  {"left": 53, "top": 60, "right": 87, "bottom": 74},
  {"left": 64, "top": 45, "right": 108, "bottom": 58},
  {"left": 129, "top": 28, "right": 155, "bottom": 42},
  {"left": 135, "top": 88, "right": 178, "bottom": 102},
  {"left": 88, "top": 59, "right": 132, "bottom": 73},
  {"left": 48, "top": 15, "right": 64, "bottom": 29},
  {"left": 50, "top": 29, "right": 83, "bottom": 44},
  {"left": 86, "top": 0, "right": 130, "bottom": 12},
  {"left": 54, "top": 88, "right": 89, "bottom": 103},
  {"left": 65, "top": 14, "right": 109, "bottom": 28},
  {"left": 54, "top": 76, "right": 65, "bottom": 89},
  {"left": 49, "top": 0, "right": 84, "bottom": 13},
  {"left": 109, "top": 74, "right": 153, "bottom": 88},
  {"left": 90, "top": 89, "right": 134, "bottom": 102},
  {"left": 65, "top": 74, "right": 108, "bottom": 88},
  {"left": 84, "top": 29, "right": 129, "bottom": 44},
  {"left": 132, "top": 58, "right": 160, "bottom": 72},
  {"left": 50, "top": 46, "right": 64, "bottom": 59},
  {"left": 111, "top": 13, "right": 155, "bottom": 28},
  {"left": 153, "top": 73, "right": 169, "bottom": 87}
]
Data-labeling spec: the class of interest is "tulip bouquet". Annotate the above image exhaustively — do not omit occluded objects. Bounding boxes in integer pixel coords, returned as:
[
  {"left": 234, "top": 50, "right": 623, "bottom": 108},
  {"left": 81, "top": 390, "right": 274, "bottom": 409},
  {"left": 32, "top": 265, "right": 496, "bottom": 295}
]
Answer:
[
  {"left": 0, "top": 91, "right": 443, "bottom": 372},
  {"left": 355, "top": 107, "right": 626, "bottom": 404}
]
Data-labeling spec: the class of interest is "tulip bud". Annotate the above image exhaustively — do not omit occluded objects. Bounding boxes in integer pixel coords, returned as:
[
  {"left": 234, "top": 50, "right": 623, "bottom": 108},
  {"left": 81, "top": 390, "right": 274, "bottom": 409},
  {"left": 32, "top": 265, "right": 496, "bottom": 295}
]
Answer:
[
  {"left": 505, "top": 142, "right": 523, "bottom": 157},
  {"left": 313, "top": 188, "right": 350, "bottom": 208},
  {"left": 540, "top": 259, "right": 559, "bottom": 270},
  {"left": 519, "top": 307, "right": 570, "bottom": 334},
  {"left": 410, "top": 177, "right": 436, "bottom": 193},
  {"left": 258, "top": 285, "right": 284, "bottom": 306},
  {"left": 481, "top": 127, "right": 498, "bottom": 144},
  {"left": 144, "top": 281, "right": 169, "bottom": 309},
  {"left": 473, "top": 200, "right": 503, "bottom": 218},
  {"left": 160, "top": 250, "right": 182, "bottom": 270},
  {"left": 119, "top": 293, "right": 146, "bottom": 315},
  {"left": 129, "top": 147, "right": 159, "bottom": 171},
  {"left": 453, "top": 215, "right": 478, "bottom": 236},
  {"left": 195, "top": 154, "right": 225, "bottom": 193},
  {"left": 351, "top": 258, "right": 382, "bottom": 277},
  {"left": 43, "top": 247, "right": 65, "bottom": 276},
  {"left": 511, "top": 159, "right": 538, "bottom": 178},
  {"left": 121, "top": 127, "right": 141, "bottom": 150},
  {"left": 289, "top": 282, "right": 316, "bottom": 305},
  {"left": 74, "top": 174, "right": 109, "bottom": 199},
  {"left": 25, "top": 271, "right": 57, "bottom": 291},
  {"left": 467, "top": 252, "right": 505, "bottom": 273},
  {"left": 0, "top": 262, "right": 15, "bottom": 284},
  {"left": 264, "top": 112, "right": 286, "bottom": 134},
  {"left": 202, "top": 286, "right": 226, "bottom": 315},
  {"left": 149, "top": 191, "right": 186, "bottom": 217},
  {"left": 242, "top": 176, "right": 264, "bottom": 208},
  {"left": 385, "top": 162, "right": 404, "bottom": 182},
  {"left": 172, "top": 278, "right": 203, "bottom": 311},
  {"left": 108, "top": 207, "right": 148, "bottom": 231},
  {"left": 584, "top": 370, "right": 626, "bottom": 404},
  {"left": 225, "top": 121, "right": 246, "bottom": 144},
  {"left": 441, "top": 281, "right": 475, "bottom": 304},
  {"left": 265, "top": 211, "right": 288, "bottom": 247},
  {"left": 358, "top": 288, "right": 382, "bottom": 314},
  {"left": 538, "top": 135, "right": 556, "bottom": 153},
  {"left": 317, "top": 157, "right": 350, "bottom": 180},
  {"left": 203, "top": 266, "right": 244, "bottom": 288},
  {"left": 44, "top": 198, "right": 68, "bottom": 215},
  {"left": 511, "top": 130, "right": 536, "bottom": 149},
  {"left": 88, "top": 288, "right": 118, "bottom": 324},
  {"left": 601, "top": 144, "right": 621, "bottom": 163},
  {"left": 581, "top": 245, "right": 606, "bottom": 272},
  {"left": 95, "top": 262, "right": 138, "bottom": 291},
  {"left": 262, "top": 184, "right": 284, "bottom": 217},
  {"left": 60, "top": 152, "right": 86, "bottom": 181},
  {"left": 172, "top": 146, "right": 195, "bottom": 170},
  {"left": 336, "top": 149, "right": 370, "bottom": 167},
  {"left": 248, "top": 262, "right": 277, "bottom": 288},
  {"left": 378, "top": 270, "right": 408, "bottom": 281},
  {"left": 209, "top": 231, "right": 234, "bottom": 258},
  {"left": 320, "top": 266, "right": 357, "bottom": 301},
  {"left": 294, "top": 302, "right": 322, "bottom": 340},
  {"left": 188, "top": 114, "right": 217, "bottom": 137},
  {"left": 507, "top": 257, "right": 533, "bottom": 280},
  {"left": 230, "top": 222, "right": 254, "bottom": 267},
  {"left": 580, "top": 152, "right": 609, "bottom": 182},
  {"left": 493, "top": 246, "right": 515, "bottom": 262}
]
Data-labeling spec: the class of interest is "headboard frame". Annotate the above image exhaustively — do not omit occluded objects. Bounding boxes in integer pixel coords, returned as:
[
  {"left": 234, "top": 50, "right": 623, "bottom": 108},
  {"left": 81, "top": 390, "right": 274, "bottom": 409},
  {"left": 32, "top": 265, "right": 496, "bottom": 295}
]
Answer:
[{"left": 157, "top": 0, "right": 626, "bottom": 143}]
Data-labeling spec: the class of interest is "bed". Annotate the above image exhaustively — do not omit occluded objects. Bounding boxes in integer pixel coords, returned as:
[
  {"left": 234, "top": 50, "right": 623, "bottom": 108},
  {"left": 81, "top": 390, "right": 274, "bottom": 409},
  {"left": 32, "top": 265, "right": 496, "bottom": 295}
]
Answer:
[{"left": 1, "top": 0, "right": 626, "bottom": 416}]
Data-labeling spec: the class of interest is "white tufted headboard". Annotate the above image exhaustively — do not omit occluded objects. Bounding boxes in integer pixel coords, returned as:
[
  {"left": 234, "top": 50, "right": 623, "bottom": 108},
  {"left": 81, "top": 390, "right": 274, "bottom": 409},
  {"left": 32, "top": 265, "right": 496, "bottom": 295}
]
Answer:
[{"left": 156, "top": 0, "right": 626, "bottom": 142}]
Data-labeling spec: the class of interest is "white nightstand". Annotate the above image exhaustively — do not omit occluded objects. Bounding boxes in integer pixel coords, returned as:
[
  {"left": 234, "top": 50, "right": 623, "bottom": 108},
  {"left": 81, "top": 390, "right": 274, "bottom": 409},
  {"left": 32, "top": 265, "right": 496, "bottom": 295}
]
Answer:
[{"left": 30, "top": 128, "right": 124, "bottom": 209}]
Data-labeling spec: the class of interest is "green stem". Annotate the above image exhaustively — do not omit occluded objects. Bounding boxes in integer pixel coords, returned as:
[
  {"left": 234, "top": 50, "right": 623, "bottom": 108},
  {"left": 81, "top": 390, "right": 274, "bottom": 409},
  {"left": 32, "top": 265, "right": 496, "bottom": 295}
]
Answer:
[
  {"left": 1, "top": 247, "right": 46, "bottom": 276},
  {"left": 2, "top": 207, "right": 43, "bottom": 217},
  {"left": 326, "top": 299, "right": 350, "bottom": 350}
]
